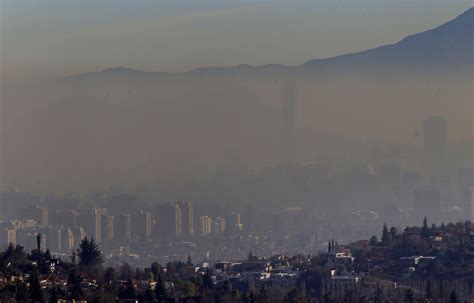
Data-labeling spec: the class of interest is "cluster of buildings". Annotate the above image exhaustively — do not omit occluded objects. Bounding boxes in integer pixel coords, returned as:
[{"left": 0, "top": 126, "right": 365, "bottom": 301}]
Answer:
[{"left": 0, "top": 200, "right": 244, "bottom": 260}]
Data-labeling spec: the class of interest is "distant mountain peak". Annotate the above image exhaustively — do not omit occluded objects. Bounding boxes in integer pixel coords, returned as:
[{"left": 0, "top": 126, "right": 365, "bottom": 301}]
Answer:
[
  {"left": 301, "top": 7, "right": 473, "bottom": 69},
  {"left": 62, "top": 7, "right": 473, "bottom": 82},
  {"left": 102, "top": 67, "right": 147, "bottom": 74}
]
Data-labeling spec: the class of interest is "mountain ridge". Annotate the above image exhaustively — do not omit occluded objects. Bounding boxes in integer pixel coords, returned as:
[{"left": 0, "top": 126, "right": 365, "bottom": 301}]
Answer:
[{"left": 60, "top": 7, "right": 473, "bottom": 82}]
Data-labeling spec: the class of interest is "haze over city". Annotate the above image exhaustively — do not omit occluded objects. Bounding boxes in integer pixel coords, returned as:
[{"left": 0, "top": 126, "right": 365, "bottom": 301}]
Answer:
[{"left": 0, "top": 2, "right": 473, "bottom": 302}]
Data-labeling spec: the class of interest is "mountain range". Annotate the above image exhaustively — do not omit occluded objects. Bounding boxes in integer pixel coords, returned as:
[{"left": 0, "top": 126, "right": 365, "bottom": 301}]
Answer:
[{"left": 65, "top": 7, "right": 473, "bottom": 81}]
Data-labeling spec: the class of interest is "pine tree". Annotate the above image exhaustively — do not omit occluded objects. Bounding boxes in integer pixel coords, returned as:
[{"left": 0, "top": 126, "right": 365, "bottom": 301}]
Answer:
[
  {"left": 258, "top": 283, "right": 269, "bottom": 303},
  {"left": 369, "top": 236, "right": 378, "bottom": 246},
  {"left": 425, "top": 279, "right": 432, "bottom": 300},
  {"left": 49, "top": 284, "right": 61, "bottom": 303},
  {"left": 381, "top": 223, "right": 391, "bottom": 246},
  {"left": 155, "top": 273, "right": 167, "bottom": 299},
  {"left": 29, "top": 271, "right": 45, "bottom": 303},
  {"left": 284, "top": 288, "right": 307, "bottom": 303},
  {"left": 77, "top": 237, "right": 103, "bottom": 269},
  {"left": 151, "top": 262, "right": 161, "bottom": 281},
  {"left": 422, "top": 217, "right": 430, "bottom": 238},
  {"left": 390, "top": 226, "right": 397, "bottom": 239},
  {"left": 118, "top": 280, "right": 137, "bottom": 300},
  {"left": 186, "top": 254, "right": 193, "bottom": 266},
  {"left": 67, "top": 269, "right": 84, "bottom": 300},
  {"left": 15, "top": 282, "right": 29, "bottom": 301},
  {"left": 405, "top": 288, "right": 414, "bottom": 303},
  {"left": 449, "top": 290, "right": 459, "bottom": 303}
]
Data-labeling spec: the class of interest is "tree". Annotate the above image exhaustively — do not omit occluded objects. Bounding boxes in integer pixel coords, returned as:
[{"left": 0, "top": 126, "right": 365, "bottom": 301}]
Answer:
[
  {"left": 284, "top": 288, "right": 307, "bottom": 303},
  {"left": 104, "top": 267, "right": 115, "bottom": 282},
  {"left": 67, "top": 269, "right": 84, "bottom": 300},
  {"left": 381, "top": 223, "right": 391, "bottom": 246},
  {"left": 134, "top": 267, "right": 141, "bottom": 280},
  {"left": 369, "top": 236, "right": 378, "bottom": 246},
  {"left": 77, "top": 237, "right": 103, "bottom": 270},
  {"left": 422, "top": 217, "right": 430, "bottom": 238},
  {"left": 186, "top": 254, "right": 193, "bottom": 266},
  {"left": 144, "top": 285, "right": 156, "bottom": 302},
  {"left": 151, "top": 262, "right": 161, "bottom": 281},
  {"left": 258, "top": 283, "right": 269, "bottom": 303},
  {"left": 248, "top": 250, "right": 255, "bottom": 261},
  {"left": 425, "top": 279, "right": 432, "bottom": 300},
  {"left": 202, "top": 269, "right": 214, "bottom": 290},
  {"left": 404, "top": 288, "right": 415, "bottom": 303},
  {"left": 29, "top": 271, "right": 44, "bottom": 303},
  {"left": 118, "top": 280, "right": 137, "bottom": 300},
  {"left": 390, "top": 226, "right": 397, "bottom": 239},
  {"left": 15, "top": 282, "right": 29, "bottom": 301},
  {"left": 48, "top": 284, "right": 62, "bottom": 303},
  {"left": 155, "top": 273, "right": 167, "bottom": 300},
  {"left": 449, "top": 290, "right": 459, "bottom": 303}
]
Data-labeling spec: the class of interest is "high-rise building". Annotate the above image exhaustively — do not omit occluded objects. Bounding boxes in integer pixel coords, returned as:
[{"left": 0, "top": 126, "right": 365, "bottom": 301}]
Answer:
[
  {"left": 102, "top": 215, "right": 114, "bottom": 242},
  {"left": 132, "top": 211, "right": 151, "bottom": 239},
  {"left": 281, "top": 80, "right": 297, "bottom": 165},
  {"left": 56, "top": 210, "right": 77, "bottom": 227},
  {"left": 70, "top": 226, "right": 86, "bottom": 247},
  {"left": 213, "top": 217, "right": 226, "bottom": 234},
  {"left": 199, "top": 216, "right": 213, "bottom": 236},
  {"left": 0, "top": 229, "right": 16, "bottom": 247},
  {"left": 116, "top": 214, "right": 132, "bottom": 242},
  {"left": 423, "top": 116, "right": 447, "bottom": 175},
  {"left": 176, "top": 201, "right": 193, "bottom": 237},
  {"left": 23, "top": 205, "right": 49, "bottom": 227},
  {"left": 226, "top": 213, "right": 243, "bottom": 234},
  {"left": 59, "top": 228, "right": 74, "bottom": 252},
  {"left": 45, "top": 227, "right": 61, "bottom": 252},
  {"left": 156, "top": 202, "right": 182, "bottom": 240},
  {"left": 77, "top": 211, "right": 102, "bottom": 243}
]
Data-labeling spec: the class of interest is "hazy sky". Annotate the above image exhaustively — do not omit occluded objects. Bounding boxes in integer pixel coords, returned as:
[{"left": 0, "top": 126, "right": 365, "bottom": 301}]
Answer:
[{"left": 1, "top": 0, "right": 472, "bottom": 82}]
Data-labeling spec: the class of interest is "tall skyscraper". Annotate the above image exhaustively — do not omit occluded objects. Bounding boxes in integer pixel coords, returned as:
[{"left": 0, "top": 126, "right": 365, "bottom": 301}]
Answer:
[
  {"left": 77, "top": 211, "right": 102, "bottom": 243},
  {"left": 176, "top": 201, "right": 193, "bottom": 237},
  {"left": 132, "top": 211, "right": 151, "bottom": 239},
  {"left": 70, "top": 226, "right": 86, "bottom": 248},
  {"left": 116, "top": 214, "right": 132, "bottom": 242},
  {"left": 23, "top": 205, "right": 49, "bottom": 227},
  {"left": 281, "top": 80, "right": 297, "bottom": 166},
  {"left": 0, "top": 229, "right": 16, "bottom": 247},
  {"left": 45, "top": 227, "right": 61, "bottom": 252},
  {"left": 156, "top": 202, "right": 182, "bottom": 240},
  {"left": 59, "top": 228, "right": 74, "bottom": 252},
  {"left": 226, "top": 213, "right": 243, "bottom": 234},
  {"left": 213, "top": 217, "right": 226, "bottom": 234},
  {"left": 102, "top": 215, "right": 114, "bottom": 242},
  {"left": 199, "top": 216, "right": 213, "bottom": 236},
  {"left": 423, "top": 116, "right": 447, "bottom": 175}
]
